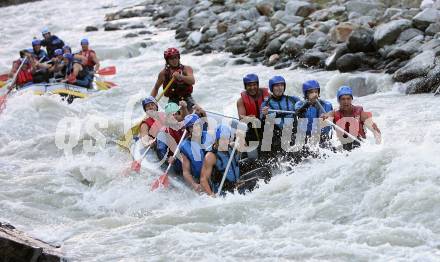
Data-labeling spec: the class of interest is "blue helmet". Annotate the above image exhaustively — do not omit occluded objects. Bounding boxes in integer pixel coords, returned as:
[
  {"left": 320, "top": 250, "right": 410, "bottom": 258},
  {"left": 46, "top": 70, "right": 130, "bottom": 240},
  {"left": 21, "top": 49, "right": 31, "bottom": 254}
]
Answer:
[
  {"left": 243, "top": 73, "right": 259, "bottom": 88},
  {"left": 62, "top": 45, "right": 72, "bottom": 53},
  {"left": 215, "top": 124, "right": 232, "bottom": 140},
  {"left": 41, "top": 27, "right": 50, "bottom": 35},
  {"left": 302, "top": 80, "right": 320, "bottom": 97},
  {"left": 63, "top": 53, "right": 73, "bottom": 61},
  {"left": 269, "top": 75, "right": 286, "bottom": 92},
  {"left": 141, "top": 96, "right": 157, "bottom": 111},
  {"left": 81, "top": 38, "right": 89, "bottom": 45},
  {"left": 183, "top": 114, "right": 200, "bottom": 128},
  {"left": 54, "top": 49, "right": 63, "bottom": 56},
  {"left": 32, "top": 39, "right": 41, "bottom": 46},
  {"left": 337, "top": 86, "right": 353, "bottom": 100}
]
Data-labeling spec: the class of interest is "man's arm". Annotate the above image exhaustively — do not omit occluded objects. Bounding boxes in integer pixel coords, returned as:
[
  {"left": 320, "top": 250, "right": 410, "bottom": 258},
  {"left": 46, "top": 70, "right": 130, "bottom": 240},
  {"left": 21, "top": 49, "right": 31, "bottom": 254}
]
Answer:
[
  {"left": 361, "top": 111, "right": 381, "bottom": 144},
  {"left": 182, "top": 154, "right": 201, "bottom": 192},
  {"left": 150, "top": 70, "right": 165, "bottom": 98},
  {"left": 200, "top": 152, "right": 216, "bottom": 196},
  {"left": 237, "top": 97, "right": 247, "bottom": 120},
  {"left": 91, "top": 52, "right": 100, "bottom": 72},
  {"left": 182, "top": 65, "right": 195, "bottom": 85}
]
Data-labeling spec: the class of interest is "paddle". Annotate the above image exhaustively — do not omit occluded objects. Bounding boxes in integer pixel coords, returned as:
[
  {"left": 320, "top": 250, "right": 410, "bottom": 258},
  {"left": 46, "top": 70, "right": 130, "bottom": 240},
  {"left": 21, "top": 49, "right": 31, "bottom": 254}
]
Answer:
[
  {"left": 216, "top": 141, "right": 239, "bottom": 197},
  {"left": 96, "top": 66, "right": 116, "bottom": 76},
  {"left": 204, "top": 110, "right": 239, "bottom": 120},
  {"left": 122, "top": 138, "right": 156, "bottom": 176},
  {"left": 0, "top": 58, "right": 27, "bottom": 113},
  {"left": 0, "top": 80, "right": 9, "bottom": 88},
  {"left": 268, "top": 109, "right": 296, "bottom": 114},
  {"left": 118, "top": 78, "right": 176, "bottom": 150},
  {"left": 434, "top": 85, "right": 440, "bottom": 96},
  {"left": 151, "top": 129, "right": 187, "bottom": 191},
  {"left": 0, "top": 74, "right": 8, "bottom": 82}
]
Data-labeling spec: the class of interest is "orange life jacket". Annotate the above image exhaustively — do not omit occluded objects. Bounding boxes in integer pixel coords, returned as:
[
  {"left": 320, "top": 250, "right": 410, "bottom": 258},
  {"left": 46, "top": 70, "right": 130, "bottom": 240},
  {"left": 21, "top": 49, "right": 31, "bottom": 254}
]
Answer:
[
  {"left": 14, "top": 60, "right": 33, "bottom": 86},
  {"left": 79, "top": 49, "right": 96, "bottom": 68},
  {"left": 240, "top": 88, "right": 269, "bottom": 118},
  {"left": 333, "top": 105, "right": 366, "bottom": 139}
]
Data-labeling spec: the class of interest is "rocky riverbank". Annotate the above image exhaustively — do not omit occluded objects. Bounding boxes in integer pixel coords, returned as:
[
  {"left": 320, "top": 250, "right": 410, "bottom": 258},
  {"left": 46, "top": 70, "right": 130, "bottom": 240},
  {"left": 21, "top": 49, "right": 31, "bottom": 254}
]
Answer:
[
  {"left": 0, "top": 222, "right": 65, "bottom": 261},
  {"left": 98, "top": 0, "right": 440, "bottom": 94},
  {"left": 0, "top": 0, "right": 40, "bottom": 7}
]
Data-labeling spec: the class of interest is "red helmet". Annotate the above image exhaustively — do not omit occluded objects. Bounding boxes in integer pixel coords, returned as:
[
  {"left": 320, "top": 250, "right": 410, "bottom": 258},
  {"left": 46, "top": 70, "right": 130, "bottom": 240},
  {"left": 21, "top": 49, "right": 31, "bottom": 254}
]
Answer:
[{"left": 164, "top": 47, "right": 180, "bottom": 59}]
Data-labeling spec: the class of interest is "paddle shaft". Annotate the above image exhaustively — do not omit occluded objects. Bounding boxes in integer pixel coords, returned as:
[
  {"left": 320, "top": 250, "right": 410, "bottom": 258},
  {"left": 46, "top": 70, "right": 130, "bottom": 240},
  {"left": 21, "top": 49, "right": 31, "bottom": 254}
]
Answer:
[
  {"left": 205, "top": 110, "right": 239, "bottom": 120},
  {"left": 434, "top": 85, "right": 440, "bottom": 96},
  {"left": 163, "top": 129, "right": 187, "bottom": 175},
  {"left": 216, "top": 142, "right": 238, "bottom": 197},
  {"left": 6, "top": 57, "right": 28, "bottom": 90},
  {"left": 138, "top": 138, "right": 156, "bottom": 161},
  {"left": 156, "top": 77, "right": 175, "bottom": 102},
  {"left": 268, "top": 109, "right": 296, "bottom": 114}
]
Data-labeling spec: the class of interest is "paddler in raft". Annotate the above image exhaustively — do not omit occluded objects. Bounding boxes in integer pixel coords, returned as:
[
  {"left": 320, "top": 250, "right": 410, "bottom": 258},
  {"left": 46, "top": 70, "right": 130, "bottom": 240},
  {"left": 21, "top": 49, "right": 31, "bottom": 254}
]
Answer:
[
  {"left": 150, "top": 47, "right": 196, "bottom": 112},
  {"left": 322, "top": 86, "right": 382, "bottom": 151}
]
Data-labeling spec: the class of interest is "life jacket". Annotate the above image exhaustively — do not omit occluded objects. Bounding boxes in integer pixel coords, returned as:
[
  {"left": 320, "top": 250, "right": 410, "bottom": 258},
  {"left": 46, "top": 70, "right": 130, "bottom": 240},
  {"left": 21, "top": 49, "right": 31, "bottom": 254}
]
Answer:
[
  {"left": 163, "top": 64, "right": 193, "bottom": 98},
  {"left": 213, "top": 149, "right": 240, "bottom": 183},
  {"left": 41, "top": 35, "right": 64, "bottom": 58},
  {"left": 241, "top": 88, "right": 269, "bottom": 118},
  {"left": 79, "top": 49, "right": 96, "bottom": 69},
  {"left": 295, "top": 100, "right": 333, "bottom": 136},
  {"left": 14, "top": 60, "right": 33, "bottom": 86},
  {"left": 32, "top": 50, "right": 49, "bottom": 62},
  {"left": 333, "top": 105, "right": 366, "bottom": 139},
  {"left": 179, "top": 131, "right": 213, "bottom": 179},
  {"left": 262, "top": 95, "right": 300, "bottom": 129}
]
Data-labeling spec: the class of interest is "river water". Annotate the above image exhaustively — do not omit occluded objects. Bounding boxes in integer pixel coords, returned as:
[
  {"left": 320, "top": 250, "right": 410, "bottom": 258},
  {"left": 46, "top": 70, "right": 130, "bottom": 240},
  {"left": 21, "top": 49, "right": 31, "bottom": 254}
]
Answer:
[{"left": 1, "top": 0, "right": 440, "bottom": 261}]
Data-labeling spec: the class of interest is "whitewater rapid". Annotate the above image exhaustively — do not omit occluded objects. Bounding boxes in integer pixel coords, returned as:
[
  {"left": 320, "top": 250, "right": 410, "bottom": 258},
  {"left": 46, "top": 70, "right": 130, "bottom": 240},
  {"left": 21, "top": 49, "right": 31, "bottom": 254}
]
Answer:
[{"left": 1, "top": 0, "right": 440, "bottom": 261}]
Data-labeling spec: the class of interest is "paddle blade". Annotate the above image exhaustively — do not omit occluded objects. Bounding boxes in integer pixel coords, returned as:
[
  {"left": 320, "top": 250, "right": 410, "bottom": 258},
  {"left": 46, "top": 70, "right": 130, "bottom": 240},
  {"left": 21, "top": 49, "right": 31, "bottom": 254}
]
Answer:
[
  {"left": 0, "top": 81, "right": 6, "bottom": 88},
  {"left": 131, "top": 160, "right": 141, "bottom": 173},
  {"left": 104, "top": 81, "right": 117, "bottom": 87},
  {"left": 97, "top": 66, "right": 116, "bottom": 76},
  {"left": 151, "top": 174, "right": 169, "bottom": 191},
  {"left": 95, "top": 80, "right": 109, "bottom": 90},
  {"left": 0, "top": 74, "right": 8, "bottom": 82}
]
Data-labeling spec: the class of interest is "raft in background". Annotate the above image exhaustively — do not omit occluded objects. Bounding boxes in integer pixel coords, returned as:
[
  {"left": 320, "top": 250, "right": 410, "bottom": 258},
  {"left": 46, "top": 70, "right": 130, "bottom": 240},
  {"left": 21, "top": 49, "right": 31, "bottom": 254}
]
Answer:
[{"left": 17, "top": 82, "right": 102, "bottom": 99}]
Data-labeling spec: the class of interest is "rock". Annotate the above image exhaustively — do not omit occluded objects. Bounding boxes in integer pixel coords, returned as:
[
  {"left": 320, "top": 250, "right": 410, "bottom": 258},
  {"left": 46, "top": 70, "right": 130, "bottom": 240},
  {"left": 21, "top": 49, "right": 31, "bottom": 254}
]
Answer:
[
  {"left": 124, "top": 33, "right": 138, "bottom": 38},
  {"left": 382, "top": 8, "right": 402, "bottom": 21},
  {"left": 396, "top": 28, "right": 424, "bottom": 43},
  {"left": 268, "top": 54, "right": 280, "bottom": 66},
  {"left": 347, "top": 27, "right": 375, "bottom": 52},
  {"left": 304, "top": 31, "right": 327, "bottom": 49},
  {"left": 285, "top": 1, "right": 314, "bottom": 17},
  {"left": 217, "top": 22, "right": 228, "bottom": 34},
  {"left": 373, "top": 19, "right": 412, "bottom": 48},
  {"left": 0, "top": 222, "right": 64, "bottom": 261},
  {"left": 310, "top": 9, "right": 330, "bottom": 21},
  {"left": 138, "top": 30, "right": 152, "bottom": 35},
  {"left": 233, "top": 58, "right": 253, "bottom": 65},
  {"left": 325, "top": 44, "right": 349, "bottom": 70},
  {"left": 405, "top": 58, "right": 440, "bottom": 94},
  {"left": 412, "top": 8, "right": 440, "bottom": 31},
  {"left": 274, "top": 61, "right": 293, "bottom": 69},
  {"left": 425, "top": 22, "right": 440, "bottom": 35},
  {"left": 421, "top": 38, "right": 440, "bottom": 50},
  {"left": 211, "top": 0, "right": 225, "bottom": 4},
  {"left": 265, "top": 38, "right": 282, "bottom": 57},
  {"left": 229, "top": 20, "right": 253, "bottom": 35},
  {"left": 256, "top": 2, "right": 273, "bottom": 16},
  {"left": 344, "top": 76, "right": 377, "bottom": 97},
  {"left": 329, "top": 5, "right": 346, "bottom": 16},
  {"left": 299, "top": 51, "right": 328, "bottom": 68},
  {"left": 105, "top": 6, "right": 152, "bottom": 21},
  {"left": 125, "top": 23, "right": 146, "bottom": 29},
  {"left": 330, "top": 22, "right": 355, "bottom": 43},
  {"left": 336, "top": 53, "right": 362, "bottom": 72},
  {"left": 226, "top": 34, "right": 246, "bottom": 54},
  {"left": 345, "top": 0, "right": 385, "bottom": 17},
  {"left": 186, "top": 31, "right": 202, "bottom": 47},
  {"left": 271, "top": 11, "right": 303, "bottom": 27},
  {"left": 386, "top": 40, "right": 422, "bottom": 59},
  {"left": 393, "top": 50, "right": 436, "bottom": 82},
  {"left": 104, "top": 23, "right": 123, "bottom": 31},
  {"left": 189, "top": 10, "right": 217, "bottom": 30},
  {"left": 281, "top": 36, "right": 305, "bottom": 56},
  {"left": 85, "top": 26, "right": 98, "bottom": 32},
  {"left": 249, "top": 30, "right": 269, "bottom": 51}
]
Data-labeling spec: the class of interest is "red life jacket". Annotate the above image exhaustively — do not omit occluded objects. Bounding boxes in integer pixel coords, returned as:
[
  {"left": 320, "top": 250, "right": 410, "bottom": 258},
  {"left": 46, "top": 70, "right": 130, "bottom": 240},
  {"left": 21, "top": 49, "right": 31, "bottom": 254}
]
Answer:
[
  {"left": 163, "top": 64, "right": 193, "bottom": 98},
  {"left": 167, "top": 127, "right": 184, "bottom": 144},
  {"left": 79, "top": 49, "right": 96, "bottom": 68},
  {"left": 140, "top": 115, "right": 165, "bottom": 138},
  {"left": 240, "top": 88, "right": 269, "bottom": 118},
  {"left": 333, "top": 105, "right": 366, "bottom": 139},
  {"left": 14, "top": 60, "right": 33, "bottom": 86}
]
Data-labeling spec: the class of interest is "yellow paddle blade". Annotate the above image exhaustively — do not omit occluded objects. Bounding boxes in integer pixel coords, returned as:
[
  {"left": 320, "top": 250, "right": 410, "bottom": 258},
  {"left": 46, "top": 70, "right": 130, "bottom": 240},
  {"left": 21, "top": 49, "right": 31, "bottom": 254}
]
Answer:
[
  {"left": 115, "top": 120, "right": 143, "bottom": 150},
  {"left": 0, "top": 81, "right": 6, "bottom": 88},
  {"left": 95, "top": 80, "right": 109, "bottom": 90}
]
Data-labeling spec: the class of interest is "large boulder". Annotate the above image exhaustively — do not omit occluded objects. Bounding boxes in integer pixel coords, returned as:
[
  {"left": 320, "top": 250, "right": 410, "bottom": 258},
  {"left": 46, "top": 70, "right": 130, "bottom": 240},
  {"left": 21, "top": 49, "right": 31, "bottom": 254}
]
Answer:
[
  {"left": 336, "top": 53, "right": 363, "bottom": 72},
  {"left": 412, "top": 8, "right": 440, "bottom": 31},
  {"left": 330, "top": 22, "right": 355, "bottom": 43},
  {"left": 304, "top": 31, "right": 327, "bottom": 49},
  {"left": 186, "top": 31, "right": 202, "bottom": 48},
  {"left": 344, "top": 76, "right": 377, "bottom": 97},
  {"left": 299, "top": 51, "right": 328, "bottom": 68},
  {"left": 265, "top": 38, "right": 282, "bottom": 57},
  {"left": 85, "top": 26, "right": 98, "bottom": 32},
  {"left": 393, "top": 50, "right": 436, "bottom": 82},
  {"left": 249, "top": 30, "right": 269, "bottom": 51},
  {"left": 271, "top": 10, "right": 303, "bottom": 27},
  {"left": 325, "top": 44, "right": 349, "bottom": 70},
  {"left": 256, "top": 2, "right": 273, "bottom": 16},
  {"left": 347, "top": 27, "right": 375, "bottom": 52},
  {"left": 225, "top": 34, "right": 246, "bottom": 54},
  {"left": 405, "top": 58, "right": 440, "bottom": 94},
  {"left": 425, "top": 22, "right": 440, "bottom": 35},
  {"left": 285, "top": 1, "right": 314, "bottom": 17},
  {"left": 373, "top": 19, "right": 412, "bottom": 48},
  {"left": 386, "top": 40, "right": 422, "bottom": 60},
  {"left": 281, "top": 36, "right": 306, "bottom": 56},
  {"left": 396, "top": 28, "right": 424, "bottom": 43}
]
